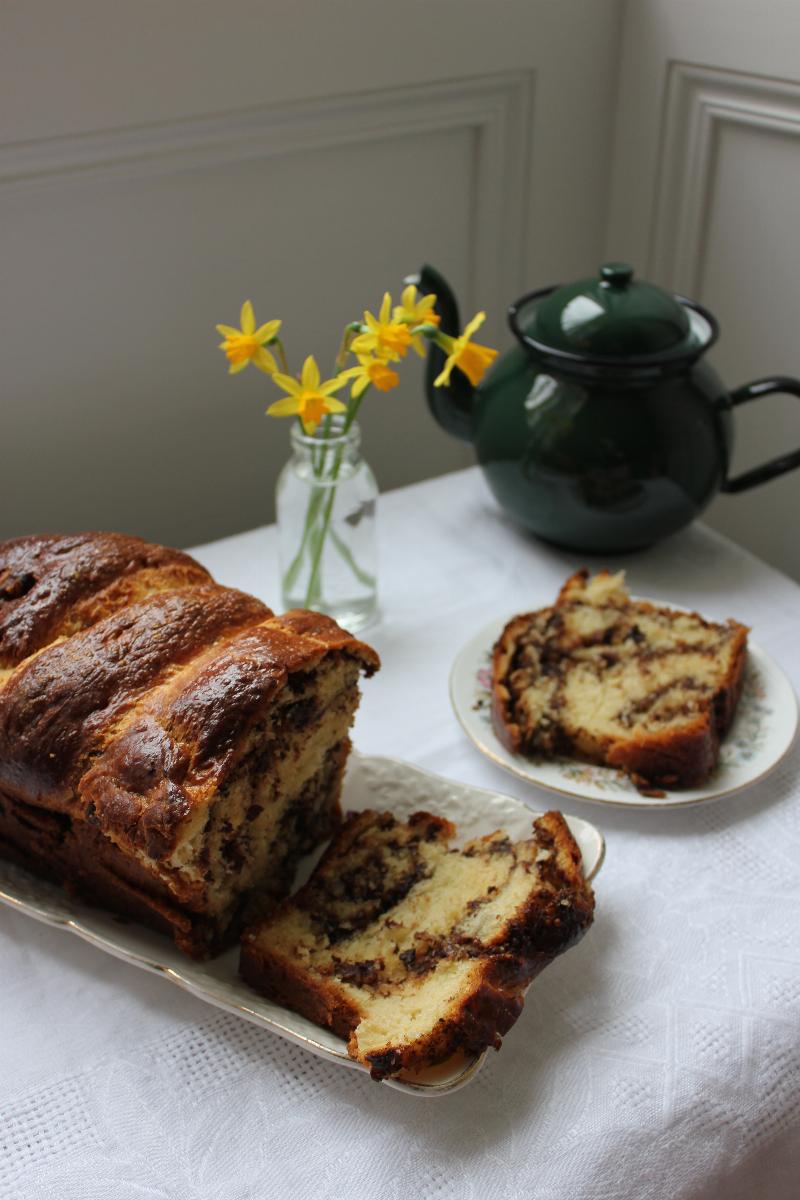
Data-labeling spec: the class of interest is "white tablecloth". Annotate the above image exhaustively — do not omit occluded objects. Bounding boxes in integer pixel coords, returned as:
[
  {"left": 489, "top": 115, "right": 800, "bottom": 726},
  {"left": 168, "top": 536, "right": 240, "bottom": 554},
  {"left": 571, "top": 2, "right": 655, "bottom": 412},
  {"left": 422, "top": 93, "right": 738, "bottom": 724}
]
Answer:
[{"left": 2, "top": 467, "right": 799, "bottom": 1199}]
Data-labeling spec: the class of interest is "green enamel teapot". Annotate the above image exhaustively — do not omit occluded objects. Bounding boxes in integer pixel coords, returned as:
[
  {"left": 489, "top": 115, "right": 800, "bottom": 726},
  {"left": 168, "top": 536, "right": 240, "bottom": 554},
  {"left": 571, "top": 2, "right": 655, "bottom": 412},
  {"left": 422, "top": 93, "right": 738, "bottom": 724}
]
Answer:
[{"left": 417, "top": 262, "right": 800, "bottom": 552}]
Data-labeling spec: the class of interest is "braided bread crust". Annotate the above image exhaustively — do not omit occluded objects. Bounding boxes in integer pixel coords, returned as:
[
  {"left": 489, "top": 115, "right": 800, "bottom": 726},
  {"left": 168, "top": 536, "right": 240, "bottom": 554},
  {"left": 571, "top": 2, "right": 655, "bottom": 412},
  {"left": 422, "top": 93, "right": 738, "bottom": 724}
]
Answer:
[{"left": 0, "top": 533, "right": 379, "bottom": 955}]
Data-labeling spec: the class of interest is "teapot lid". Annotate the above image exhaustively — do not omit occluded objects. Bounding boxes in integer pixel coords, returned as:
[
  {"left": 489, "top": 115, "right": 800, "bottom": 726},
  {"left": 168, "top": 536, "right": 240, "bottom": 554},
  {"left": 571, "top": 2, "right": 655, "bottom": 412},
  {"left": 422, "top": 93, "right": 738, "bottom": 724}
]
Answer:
[{"left": 510, "top": 263, "right": 718, "bottom": 372}]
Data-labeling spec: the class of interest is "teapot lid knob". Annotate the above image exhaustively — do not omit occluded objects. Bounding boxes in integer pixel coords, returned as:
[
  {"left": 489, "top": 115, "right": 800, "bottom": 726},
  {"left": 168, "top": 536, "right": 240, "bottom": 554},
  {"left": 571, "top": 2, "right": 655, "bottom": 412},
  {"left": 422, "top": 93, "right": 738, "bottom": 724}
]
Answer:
[{"left": 600, "top": 262, "right": 634, "bottom": 288}]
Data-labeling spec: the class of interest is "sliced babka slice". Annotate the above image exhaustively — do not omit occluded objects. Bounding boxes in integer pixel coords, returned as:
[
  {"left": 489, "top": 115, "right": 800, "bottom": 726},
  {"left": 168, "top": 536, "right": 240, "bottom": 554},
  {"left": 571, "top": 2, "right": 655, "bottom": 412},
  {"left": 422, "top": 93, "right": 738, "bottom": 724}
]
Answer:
[
  {"left": 492, "top": 569, "right": 748, "bottom": 788},
  {"left": 240, "top": 808, "right": 594, "bottom": 1080}
]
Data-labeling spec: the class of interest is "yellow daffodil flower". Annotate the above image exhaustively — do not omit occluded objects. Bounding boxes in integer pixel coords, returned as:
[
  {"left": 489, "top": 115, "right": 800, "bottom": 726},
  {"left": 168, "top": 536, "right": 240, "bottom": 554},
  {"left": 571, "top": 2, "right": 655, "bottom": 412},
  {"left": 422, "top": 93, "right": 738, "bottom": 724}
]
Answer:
[
  {"left": 434, "top": 312, "right": 498, "bottom": 388},
  {"left": 351, "top": 293, "right": 413, "bottom": 362},
  {"left": 217, "top": 301, "right": 281, "bottom": 375},
  {"left": 267, "top": 355, "right": 348, "bottom": 433},
  {"left": 341, "top": 355, "right": 401, "bottom": 400},
  {"left": 393, "top": 284, "right": 441, "bottom": 357}
]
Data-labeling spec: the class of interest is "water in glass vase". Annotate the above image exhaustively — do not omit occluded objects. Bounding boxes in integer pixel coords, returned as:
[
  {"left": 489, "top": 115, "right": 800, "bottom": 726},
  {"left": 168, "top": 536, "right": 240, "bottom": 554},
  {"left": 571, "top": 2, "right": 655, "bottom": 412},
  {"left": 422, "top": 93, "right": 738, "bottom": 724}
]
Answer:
[{"left": 276, "top": 419, "right": 378, "bottom": 632}]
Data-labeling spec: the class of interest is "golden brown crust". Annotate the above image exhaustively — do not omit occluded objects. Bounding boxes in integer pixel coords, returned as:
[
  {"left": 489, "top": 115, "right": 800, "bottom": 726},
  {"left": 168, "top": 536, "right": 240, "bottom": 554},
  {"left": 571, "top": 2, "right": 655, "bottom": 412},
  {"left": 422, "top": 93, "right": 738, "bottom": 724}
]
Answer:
[
  {"left": 0, "top": 532, "right": 211, "bottom": 668},
  {"left": 0, "top": 741, "right": 349, "bottom": 957},
  {"left": 491, "top": 571, "right": 749, "bottom": 789},
  {"left": 555, "top": 566, "right": 593, "bottom": 606},
  {"left": 240, "top": 810, "right": 594, "bottom": 1080},
  {"left": 356, "top": 972, "right": 528, "bottom": 1080},
  {"left": 0, "top": 585, "right": 268, "bottom": 811},
  {"left": 604, "top": 624, "right": 747, "bottom": 787},
  {"left": 0, "top": 546, "right": 379, "bottom": 841},
  {"left": 274, "top": 610, "right": 381, "bottom": 672},
  {"left": 357, "top": 815, "right": 594, "bottom": 1079},
  {"left": 0, "top": 531, "right": 380, "bottom": 955},
  {"left": 491, "top": 610, "right": 545, "bottom": 755},
  {"left": 0, "top": 787, "right": 215, "bottom": 954},
  {"left": 713, "top": 623, "right": 749, "bottom": 736},
  {"left": 79, "top": 616, "right": 376, "bottom": 859},
  {"left": 240, "top": 942, "right": 363, "bottom": 1040},
  {"left": 604, "top": 714, "right": 715, "bottom": 786}
]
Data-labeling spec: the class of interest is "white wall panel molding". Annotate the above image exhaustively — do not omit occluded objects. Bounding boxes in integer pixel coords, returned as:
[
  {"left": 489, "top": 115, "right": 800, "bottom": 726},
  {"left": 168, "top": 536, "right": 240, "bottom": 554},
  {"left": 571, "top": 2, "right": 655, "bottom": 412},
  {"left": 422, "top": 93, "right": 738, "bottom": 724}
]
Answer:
[
  {"left": 0, "top": 72, "right": 534, "bottom": 321},
  {"left": 649, "top": 62, "right": 800, "bottom": 294},
  {"left": 2, "top": 66, "right": 545, "bottom": 544}
]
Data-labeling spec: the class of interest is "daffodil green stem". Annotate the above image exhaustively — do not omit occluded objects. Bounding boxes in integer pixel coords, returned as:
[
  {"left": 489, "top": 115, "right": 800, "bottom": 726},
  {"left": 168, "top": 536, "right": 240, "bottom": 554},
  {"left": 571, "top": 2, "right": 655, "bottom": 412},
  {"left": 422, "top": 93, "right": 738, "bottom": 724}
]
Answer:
[
  {"left": 282, "top": 317, "right": 370, "bottom": 609},
  {"left": 311, "top": 417, "right": 328, "bottom": 475},
  {"left": 281, "top": 480, "right": 326, "bottom": 596},
  {"left": 302, "top": 389, "right": 367, "bottom": 607},
  {"left": 283, "top": 389, "right": 366, "bottom": 603},
  {"left": 329, "top": 527, "right": 376, "bottom": 588}
]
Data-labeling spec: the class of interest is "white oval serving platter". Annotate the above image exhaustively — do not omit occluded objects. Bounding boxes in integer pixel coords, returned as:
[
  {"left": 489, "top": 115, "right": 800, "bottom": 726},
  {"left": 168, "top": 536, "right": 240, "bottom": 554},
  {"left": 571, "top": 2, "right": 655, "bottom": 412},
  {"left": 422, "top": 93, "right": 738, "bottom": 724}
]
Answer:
[
  {"left": 0, "top": 752, "right": 604, "bottom": 1098},
  {"left": 450, "top": 616, "right": 798, "bottom": 809}
]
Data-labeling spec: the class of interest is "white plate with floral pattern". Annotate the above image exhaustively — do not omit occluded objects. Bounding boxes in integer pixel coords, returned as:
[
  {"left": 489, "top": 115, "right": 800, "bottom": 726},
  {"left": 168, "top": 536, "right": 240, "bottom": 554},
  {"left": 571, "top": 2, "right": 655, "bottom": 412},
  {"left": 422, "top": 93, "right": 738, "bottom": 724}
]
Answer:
[
  {"left": 0, "top": 753, "right": 604, "bottom": 1098},
  {"left": 450, "top": 617, "right": 798, "bottom": 809}
]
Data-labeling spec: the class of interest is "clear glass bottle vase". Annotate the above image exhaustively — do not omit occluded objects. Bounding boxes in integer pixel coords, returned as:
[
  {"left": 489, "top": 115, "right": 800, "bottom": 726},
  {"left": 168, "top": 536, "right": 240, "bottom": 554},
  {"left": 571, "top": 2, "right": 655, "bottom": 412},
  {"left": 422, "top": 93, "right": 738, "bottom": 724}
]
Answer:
[{"left": 276, "top": 418, "right": 378, "bottom": 632}]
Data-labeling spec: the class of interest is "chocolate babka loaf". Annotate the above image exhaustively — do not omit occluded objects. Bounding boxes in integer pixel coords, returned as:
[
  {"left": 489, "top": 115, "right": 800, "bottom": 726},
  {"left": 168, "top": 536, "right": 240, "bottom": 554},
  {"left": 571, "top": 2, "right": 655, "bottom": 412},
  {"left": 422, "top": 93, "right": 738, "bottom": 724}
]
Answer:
[
  {"left": 0, "top": 533, "right": 378, "bottom": 956},
  {"left": 492, "top": 569, "right": 748, "bottom": 788},
  {"left": 241, "top": 808, "right": 594, "bottom": 1080}
]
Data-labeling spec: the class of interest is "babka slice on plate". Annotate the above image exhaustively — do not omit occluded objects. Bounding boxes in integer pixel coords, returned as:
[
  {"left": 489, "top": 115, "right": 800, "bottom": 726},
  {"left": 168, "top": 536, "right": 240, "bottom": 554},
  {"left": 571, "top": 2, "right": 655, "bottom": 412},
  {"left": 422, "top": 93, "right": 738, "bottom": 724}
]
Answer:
[
  {"left": 240, "top": 807, "right": 594, "bottom": 1080},
  {"left": 492, "top": 569, "right": 748, "bottom": 789}
]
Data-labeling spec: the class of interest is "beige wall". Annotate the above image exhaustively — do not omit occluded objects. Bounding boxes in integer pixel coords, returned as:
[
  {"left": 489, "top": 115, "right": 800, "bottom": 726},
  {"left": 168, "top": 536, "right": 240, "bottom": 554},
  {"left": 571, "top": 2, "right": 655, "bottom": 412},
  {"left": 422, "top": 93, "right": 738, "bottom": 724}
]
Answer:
[
  {"left": 606, "top": 0, "right": 800, "bottom": 579},
  {"left": 0, "top": 0, "right": 622, "bottom": 549},
  {"left": 4, "top": 0, "right": 800, "bottom": 579}
]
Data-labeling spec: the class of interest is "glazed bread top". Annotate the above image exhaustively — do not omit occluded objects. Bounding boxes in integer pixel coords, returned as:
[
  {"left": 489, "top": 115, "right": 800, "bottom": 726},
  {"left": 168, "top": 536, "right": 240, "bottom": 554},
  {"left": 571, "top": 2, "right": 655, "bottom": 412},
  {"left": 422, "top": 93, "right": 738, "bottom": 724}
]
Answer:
[
  {"left": 0, "top": 533, "right": 379, "bottom": 860},
  {"left": 0, "top": 532, "right": 212, "bottom": 668}
]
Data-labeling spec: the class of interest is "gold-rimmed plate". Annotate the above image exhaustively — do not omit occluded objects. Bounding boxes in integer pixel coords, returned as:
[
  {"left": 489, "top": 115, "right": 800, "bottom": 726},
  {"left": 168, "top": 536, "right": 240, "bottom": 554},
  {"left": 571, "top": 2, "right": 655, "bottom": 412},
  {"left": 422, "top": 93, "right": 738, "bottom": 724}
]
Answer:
[
  {"left": 0, "top": 753, "right": 604, "bottom": 1097},
  {"left": 451, "top": 616, "right": 798, "bottom": 809}
]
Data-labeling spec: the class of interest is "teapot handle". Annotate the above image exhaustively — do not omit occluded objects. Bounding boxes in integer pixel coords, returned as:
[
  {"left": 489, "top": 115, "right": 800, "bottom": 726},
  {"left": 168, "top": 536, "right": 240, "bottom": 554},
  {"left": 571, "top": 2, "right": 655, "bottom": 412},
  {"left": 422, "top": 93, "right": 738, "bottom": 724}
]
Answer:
[{"left": 721, "top": 376, "right": 800, "bottom": 493}]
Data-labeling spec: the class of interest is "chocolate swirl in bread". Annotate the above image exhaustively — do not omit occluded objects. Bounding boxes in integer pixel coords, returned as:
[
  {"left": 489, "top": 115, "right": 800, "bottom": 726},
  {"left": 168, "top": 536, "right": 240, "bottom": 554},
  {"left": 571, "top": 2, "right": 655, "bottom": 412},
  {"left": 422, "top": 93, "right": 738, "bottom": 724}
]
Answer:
[
  {"left": 0, "top": 533, "right": 379, "bottom": 956},
  {"left": 241, "top": 809, "right": 594, "bottom": 1079},
  {"left": 492, "top": 569, "right": 748, "bottom": 789}
]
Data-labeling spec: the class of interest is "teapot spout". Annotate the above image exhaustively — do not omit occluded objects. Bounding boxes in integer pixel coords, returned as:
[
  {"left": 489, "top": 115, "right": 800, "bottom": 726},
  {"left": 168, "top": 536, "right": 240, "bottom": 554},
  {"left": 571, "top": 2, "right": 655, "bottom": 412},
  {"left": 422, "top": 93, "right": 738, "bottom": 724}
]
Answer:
[{"left": 411, "top": 263, "right": 474, "bottom": 443}]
